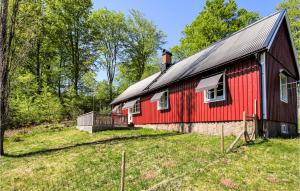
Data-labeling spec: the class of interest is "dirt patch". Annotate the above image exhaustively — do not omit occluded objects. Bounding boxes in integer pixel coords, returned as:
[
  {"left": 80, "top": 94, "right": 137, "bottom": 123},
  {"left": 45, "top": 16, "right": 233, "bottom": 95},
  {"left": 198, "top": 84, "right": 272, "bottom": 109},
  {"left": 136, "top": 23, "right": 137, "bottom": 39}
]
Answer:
[
  {"left": 221, "top": 178, "right": 240, "bottom": 189},
  {"left": 4, "top": 128, "right": 31, "bottom": 138},
  {"left": 162, "top": 160, "right": 176, "bottom": 168},
  {"left": 266, "top": 175, "right": 280, "bottom": 183},
  {"left": 142, "top": 170, "right": 159, "bottom": 180}
]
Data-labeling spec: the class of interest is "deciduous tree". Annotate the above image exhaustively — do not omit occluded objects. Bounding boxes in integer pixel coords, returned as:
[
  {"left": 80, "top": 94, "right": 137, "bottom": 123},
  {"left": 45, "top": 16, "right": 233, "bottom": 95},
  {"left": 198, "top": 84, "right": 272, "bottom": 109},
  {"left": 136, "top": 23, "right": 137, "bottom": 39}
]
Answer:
[
  {"left": 171, "top": 0, "right": 259, "bottom": 61},
  {"left": 0, "top": 0, "right": 21, "bottom": 155},
  {"left": 89, "top": 8, "right": 127, "bottom": 102}
]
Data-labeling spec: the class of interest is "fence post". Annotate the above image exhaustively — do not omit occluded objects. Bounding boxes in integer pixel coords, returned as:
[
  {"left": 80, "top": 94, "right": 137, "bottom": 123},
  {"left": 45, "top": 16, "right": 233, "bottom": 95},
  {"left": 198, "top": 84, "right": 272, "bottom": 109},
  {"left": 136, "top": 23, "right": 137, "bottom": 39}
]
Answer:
[
  {"left": 254, "top": 99, "right": 257, "bottom": 115},
  {"left": 120, "top": 151, "right": 126, "bottom": 191},
  {"left": 243, "top": 111, "right": 247, "bottom": 143},
  {"left": 221, "top": 125, "right": 224, "bottom": 155},
  {"left": 92, "top": 111, "right": 95, "bottom": 129},
  {"left": 112, "top": 113, "right": 114, "bottom": 129},
  {"left": 254, "top": 99, "right": 258, "bottom": 139}
]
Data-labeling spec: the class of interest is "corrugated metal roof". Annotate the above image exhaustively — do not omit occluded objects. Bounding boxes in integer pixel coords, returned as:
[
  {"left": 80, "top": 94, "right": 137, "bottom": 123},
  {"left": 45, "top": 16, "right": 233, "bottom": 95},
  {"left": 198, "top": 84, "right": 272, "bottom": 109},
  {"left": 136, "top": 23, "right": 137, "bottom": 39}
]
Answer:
[
  {"left": 111, "top": 72, "right": 161, "bottom": 104},
  {"left": 148, "top": 11, "right": 284, "bottom": 90},
  {"left": 111, "top": 10, "right": 286, "bottom": 105}
]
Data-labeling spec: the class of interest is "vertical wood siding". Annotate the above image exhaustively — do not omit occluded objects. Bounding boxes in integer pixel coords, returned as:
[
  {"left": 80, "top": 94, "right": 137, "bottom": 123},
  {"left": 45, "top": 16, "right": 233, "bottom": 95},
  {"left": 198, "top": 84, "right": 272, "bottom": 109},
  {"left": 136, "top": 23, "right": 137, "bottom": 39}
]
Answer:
[
  {"left": 266, "top": 20, "right": 298, "bottom": 124},
  {"left": 132, "top": 58, "right": 261, "bottom": 124}
]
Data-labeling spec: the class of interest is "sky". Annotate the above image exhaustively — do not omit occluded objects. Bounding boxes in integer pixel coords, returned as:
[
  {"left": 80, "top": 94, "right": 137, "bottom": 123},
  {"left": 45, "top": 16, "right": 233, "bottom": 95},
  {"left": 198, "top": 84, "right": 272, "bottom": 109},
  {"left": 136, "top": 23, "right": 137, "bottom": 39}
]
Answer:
[{"left": 93, "top": 0, "right": 282, "bottom": 81}]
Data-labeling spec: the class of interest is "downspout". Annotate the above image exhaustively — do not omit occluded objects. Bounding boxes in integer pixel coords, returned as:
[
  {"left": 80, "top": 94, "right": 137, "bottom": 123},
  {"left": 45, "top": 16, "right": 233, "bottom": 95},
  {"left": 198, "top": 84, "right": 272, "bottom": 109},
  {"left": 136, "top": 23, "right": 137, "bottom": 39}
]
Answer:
[{"left": 256, "top": 53, "right": 265, "bottom": 137}]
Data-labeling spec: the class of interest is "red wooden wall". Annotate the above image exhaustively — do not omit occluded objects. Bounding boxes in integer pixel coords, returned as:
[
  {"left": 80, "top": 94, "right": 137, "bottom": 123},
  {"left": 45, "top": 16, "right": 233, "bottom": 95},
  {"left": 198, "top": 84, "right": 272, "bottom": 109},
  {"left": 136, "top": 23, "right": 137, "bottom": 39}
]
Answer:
[
  {"left": 266, "top": 20, "right": 298, "bottom": 124},
  {"left": 130, "top": 57, "right": 261, "bottom": 124}
]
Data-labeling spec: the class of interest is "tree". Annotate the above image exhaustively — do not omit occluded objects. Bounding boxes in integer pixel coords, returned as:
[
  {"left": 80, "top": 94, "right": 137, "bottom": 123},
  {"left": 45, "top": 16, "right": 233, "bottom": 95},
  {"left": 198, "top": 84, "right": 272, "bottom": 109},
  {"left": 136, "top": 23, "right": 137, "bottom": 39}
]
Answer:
[
  {"left": 117, "top": 55, "right": 160, "bottom": 93},
  {"left": 171, "top": 0, "right": 259, "bottom": 61},
  {"left": 122, "top": 9, "right": 165, "bottom": 83},
  {"left": 277, "top": 0, "right": 300, "bottom": 63},
  {"left": 0, "top": 0, "right": 21, "bottom": 155},
  {"left": 89, "top": 8, "right": 127, "bottom": 102},
  {"left": 45, "top": 0, "right": 93, "bottom": 95}
]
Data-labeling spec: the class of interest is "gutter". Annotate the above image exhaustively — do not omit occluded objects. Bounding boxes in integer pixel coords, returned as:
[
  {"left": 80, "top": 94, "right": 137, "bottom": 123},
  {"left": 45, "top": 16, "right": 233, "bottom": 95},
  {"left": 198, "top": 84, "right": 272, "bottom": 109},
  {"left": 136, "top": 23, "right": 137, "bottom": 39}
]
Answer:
[{"left": 256, "top": 54, "right": 265, "bottom": 137}]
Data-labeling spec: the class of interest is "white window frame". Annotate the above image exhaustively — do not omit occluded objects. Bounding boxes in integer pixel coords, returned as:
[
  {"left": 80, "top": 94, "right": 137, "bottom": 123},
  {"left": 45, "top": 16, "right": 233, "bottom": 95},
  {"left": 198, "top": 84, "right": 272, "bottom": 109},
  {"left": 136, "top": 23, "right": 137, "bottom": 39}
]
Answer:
[
  {"left": 157, "top": 90, "right": 169, "bottom": 110},
  {"left": 129, "top": 99, "right": 140, "bottom": 114},
  {"left": 280, "top": 73, "right": 288, "bottom": 103},
  {"left": 281, "top": 123, "right": 289, "bottom": 134},
  {"left": 204, "top": 74, "right": 226, "bottom": 103}
]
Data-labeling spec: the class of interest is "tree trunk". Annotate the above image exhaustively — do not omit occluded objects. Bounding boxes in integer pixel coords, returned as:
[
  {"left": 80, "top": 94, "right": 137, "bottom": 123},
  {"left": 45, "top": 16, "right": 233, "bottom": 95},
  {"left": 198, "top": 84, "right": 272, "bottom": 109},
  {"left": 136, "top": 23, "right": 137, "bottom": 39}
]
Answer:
[
  {"left": 0, "top": 0, "right": 20, "bottom": 156},
  {"left": 0, "top": 0, "right": 9, "bottom": 156},
  {"left": 58, "top": 53, "right": 62, "bottom": 100},
  {"left": 74, "top": 28, "right": 79, "bottom": 95},
  {"left": 109, "top": 80, "right": 113, "bottom": 102},
  {"left": 36, "top": 38, "right": 41, "bottom": 94}
]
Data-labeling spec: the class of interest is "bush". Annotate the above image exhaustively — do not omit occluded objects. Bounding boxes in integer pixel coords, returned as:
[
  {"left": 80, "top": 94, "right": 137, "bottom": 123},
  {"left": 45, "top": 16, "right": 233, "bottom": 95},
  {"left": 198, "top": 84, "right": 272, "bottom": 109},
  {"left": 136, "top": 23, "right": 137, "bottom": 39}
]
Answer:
[{"left": 9, "top": 87, "right": 63, "bottom": 127}]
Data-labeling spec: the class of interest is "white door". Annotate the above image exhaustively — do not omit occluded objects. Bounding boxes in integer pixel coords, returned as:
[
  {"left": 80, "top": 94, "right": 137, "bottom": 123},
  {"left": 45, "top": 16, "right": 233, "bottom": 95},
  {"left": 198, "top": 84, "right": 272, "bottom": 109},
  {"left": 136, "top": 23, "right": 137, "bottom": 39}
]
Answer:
[{"left": 128, "top": 109, "right": 133, "bottom": 124}]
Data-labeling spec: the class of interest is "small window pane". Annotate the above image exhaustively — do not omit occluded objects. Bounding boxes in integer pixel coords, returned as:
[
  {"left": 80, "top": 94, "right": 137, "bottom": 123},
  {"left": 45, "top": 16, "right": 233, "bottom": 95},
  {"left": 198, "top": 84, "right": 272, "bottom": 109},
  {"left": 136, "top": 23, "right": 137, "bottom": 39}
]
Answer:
[
  {"left": 216, "top": 82, "right": 224, "bottom": 97},
  {"left": 207, "top": 89, "right": 215, "bottom": 99}
]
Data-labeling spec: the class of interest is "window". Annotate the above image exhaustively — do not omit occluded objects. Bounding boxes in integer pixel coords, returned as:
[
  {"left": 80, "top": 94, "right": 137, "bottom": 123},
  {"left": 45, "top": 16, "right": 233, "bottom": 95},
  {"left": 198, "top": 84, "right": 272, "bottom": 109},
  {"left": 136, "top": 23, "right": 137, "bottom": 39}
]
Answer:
[
  {"left": 205, "top": 75, "right": 226, "bottom": 102},
  {"left": 281, "top": 123, "right": 288, "bottom": 134},
  {"left": 129, "top": 99, "right": 140, "bottom": 114},
  {"left": 117, "top": 104, "right": 123, "bottom": 115},
  {"left": 280, "top": 73, "right": 288, "bottom": 103},
  {"left": 158, "top": 91, "right": 169, "bottom": 110}
]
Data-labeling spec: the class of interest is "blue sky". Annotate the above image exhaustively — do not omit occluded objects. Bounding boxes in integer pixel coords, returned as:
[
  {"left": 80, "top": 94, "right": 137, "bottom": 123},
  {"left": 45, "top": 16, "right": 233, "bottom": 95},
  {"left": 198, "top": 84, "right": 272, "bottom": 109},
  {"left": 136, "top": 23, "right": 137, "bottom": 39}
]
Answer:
[{"left": 93, "top": 0, "right": 282, "bottom": 81}]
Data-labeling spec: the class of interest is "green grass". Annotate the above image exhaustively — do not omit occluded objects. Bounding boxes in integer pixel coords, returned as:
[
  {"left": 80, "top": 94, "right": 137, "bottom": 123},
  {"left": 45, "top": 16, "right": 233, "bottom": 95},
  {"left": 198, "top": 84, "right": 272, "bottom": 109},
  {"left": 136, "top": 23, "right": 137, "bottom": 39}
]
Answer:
[{"left": 0, "top": 125, "right": 299, "bottom": 191}]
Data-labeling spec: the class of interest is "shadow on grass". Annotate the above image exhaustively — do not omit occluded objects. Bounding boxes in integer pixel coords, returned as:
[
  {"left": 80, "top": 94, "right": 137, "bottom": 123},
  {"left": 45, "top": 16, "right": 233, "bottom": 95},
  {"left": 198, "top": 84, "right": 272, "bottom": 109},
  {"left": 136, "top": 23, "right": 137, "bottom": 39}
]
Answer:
[
  {"left": 230, "top": 138, "right": 269, "bottom": 153},
  {"left": 4, "top": 132, "right": 182, "bottom": 158}
]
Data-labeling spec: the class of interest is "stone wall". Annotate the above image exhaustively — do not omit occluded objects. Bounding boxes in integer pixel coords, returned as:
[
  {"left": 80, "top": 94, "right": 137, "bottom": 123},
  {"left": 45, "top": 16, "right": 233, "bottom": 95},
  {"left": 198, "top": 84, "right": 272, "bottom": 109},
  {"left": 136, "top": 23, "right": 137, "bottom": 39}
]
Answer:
[{"left": 135, "top": 121, "right": 254, "bottom": 136}]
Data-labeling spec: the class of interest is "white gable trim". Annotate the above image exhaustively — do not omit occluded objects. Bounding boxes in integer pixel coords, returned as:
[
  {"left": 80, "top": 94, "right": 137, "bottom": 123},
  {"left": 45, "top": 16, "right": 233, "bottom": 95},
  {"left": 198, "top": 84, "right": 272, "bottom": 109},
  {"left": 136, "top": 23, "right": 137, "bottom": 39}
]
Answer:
[{"left": 266, "top": 10, "right": 286, "bottom": 50}]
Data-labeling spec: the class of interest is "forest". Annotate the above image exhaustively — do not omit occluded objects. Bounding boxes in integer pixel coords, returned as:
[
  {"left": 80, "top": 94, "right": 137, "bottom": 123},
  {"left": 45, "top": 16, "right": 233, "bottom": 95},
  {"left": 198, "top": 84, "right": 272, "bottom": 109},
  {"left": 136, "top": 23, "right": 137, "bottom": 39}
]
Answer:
[{"left": 0, "top": 0, "right": 298, "bottom": 155}]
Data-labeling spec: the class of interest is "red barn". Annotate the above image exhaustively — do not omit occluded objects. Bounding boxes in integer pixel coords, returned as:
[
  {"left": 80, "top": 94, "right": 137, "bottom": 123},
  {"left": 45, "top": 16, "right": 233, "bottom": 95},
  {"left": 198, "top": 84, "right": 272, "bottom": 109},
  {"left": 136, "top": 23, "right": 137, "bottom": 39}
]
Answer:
[{"left": 111, "top": 10, "right": 299, "bottom": 137}]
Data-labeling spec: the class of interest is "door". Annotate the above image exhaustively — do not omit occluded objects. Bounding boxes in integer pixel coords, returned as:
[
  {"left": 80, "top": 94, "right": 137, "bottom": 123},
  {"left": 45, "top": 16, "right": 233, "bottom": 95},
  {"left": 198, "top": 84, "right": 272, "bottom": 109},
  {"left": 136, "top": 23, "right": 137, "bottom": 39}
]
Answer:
[{"left": 128, "top": 109, "right": 133, "bottom": 124}]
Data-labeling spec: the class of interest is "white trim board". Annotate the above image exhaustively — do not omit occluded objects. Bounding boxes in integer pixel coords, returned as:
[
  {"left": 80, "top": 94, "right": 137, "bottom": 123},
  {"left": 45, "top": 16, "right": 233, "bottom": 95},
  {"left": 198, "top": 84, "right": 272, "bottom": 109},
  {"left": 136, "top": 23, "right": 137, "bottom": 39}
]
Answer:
[{"left": 260, "top": 52, "right": 268, "bottom": 119}]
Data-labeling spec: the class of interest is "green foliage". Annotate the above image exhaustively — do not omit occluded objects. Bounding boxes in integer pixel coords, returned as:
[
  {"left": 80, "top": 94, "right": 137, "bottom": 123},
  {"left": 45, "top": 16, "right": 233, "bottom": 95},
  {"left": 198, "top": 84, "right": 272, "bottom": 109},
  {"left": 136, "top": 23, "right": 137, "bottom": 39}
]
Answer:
[
  {"left": 9, "top": 73, "right": 63, "bottom": 126},
  {"left": 117, "top": 56, "right": 161, "bottom": 93},
  {"left": 171, "top": 0, "right": 260, "bottom": 61},
  {"left": 116, "top": 10, "right": 165, "bottom": 93},
  {"left": 121, "top": 10, "right": 166, "bottom": 82},
  {"left": 8, "top": 0, "right": 94, "bottom": 127},
  {"left": 89, "top": 8, "right": 127, "bottom": 101},
  {"left": 277, "top": 0, "right": 300, "bottom": 63}
]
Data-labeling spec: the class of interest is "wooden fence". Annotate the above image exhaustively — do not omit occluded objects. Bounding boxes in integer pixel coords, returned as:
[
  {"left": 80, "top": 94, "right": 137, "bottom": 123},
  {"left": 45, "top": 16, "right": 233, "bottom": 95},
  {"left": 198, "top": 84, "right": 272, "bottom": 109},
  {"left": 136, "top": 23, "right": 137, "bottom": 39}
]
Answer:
[{"left": 77, "top": 111, "right": 128, "bottom": 133}]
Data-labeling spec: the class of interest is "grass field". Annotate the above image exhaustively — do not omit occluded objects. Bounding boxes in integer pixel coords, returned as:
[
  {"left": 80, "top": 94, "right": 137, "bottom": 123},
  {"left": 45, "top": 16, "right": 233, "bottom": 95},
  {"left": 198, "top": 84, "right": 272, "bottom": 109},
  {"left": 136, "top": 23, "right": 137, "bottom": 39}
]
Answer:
[{"left": 0, "top": 124, "right": 299, "bottom": 191}]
